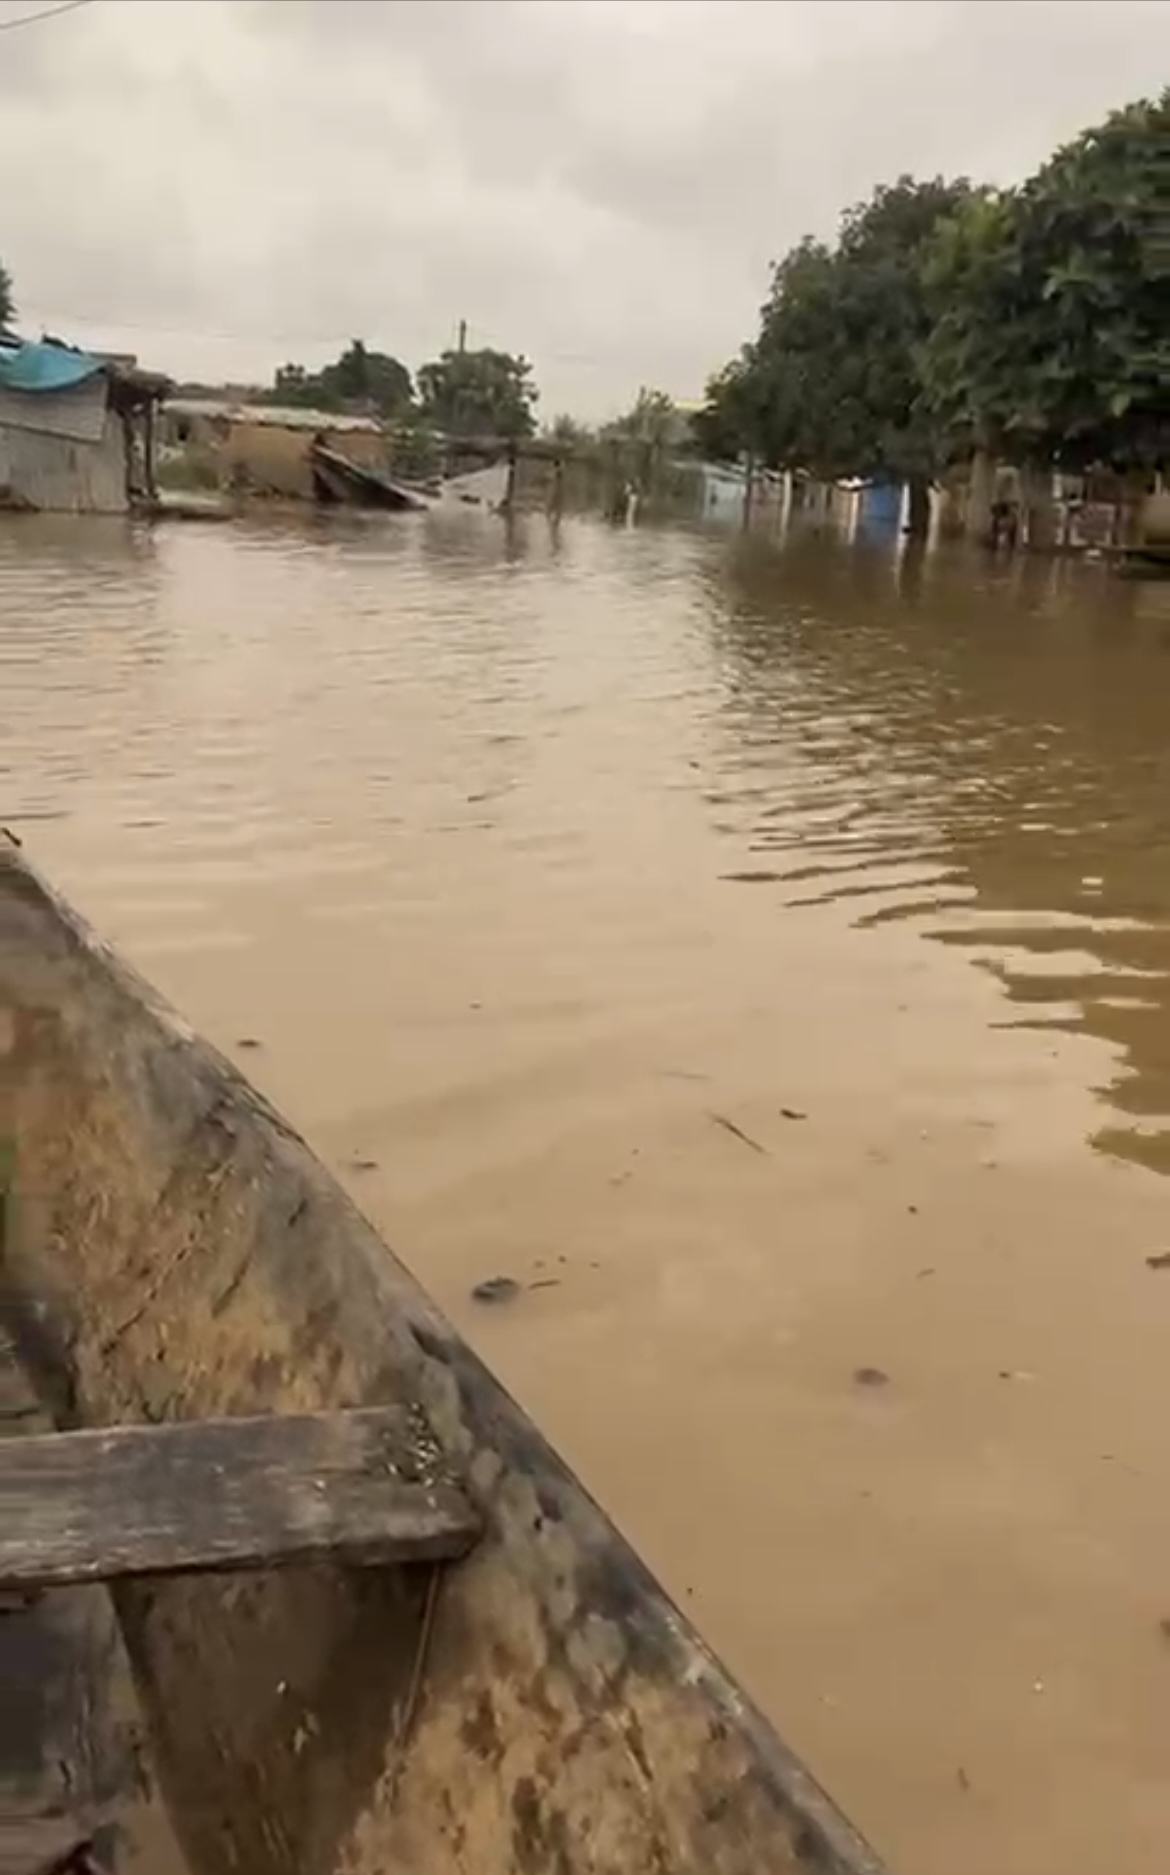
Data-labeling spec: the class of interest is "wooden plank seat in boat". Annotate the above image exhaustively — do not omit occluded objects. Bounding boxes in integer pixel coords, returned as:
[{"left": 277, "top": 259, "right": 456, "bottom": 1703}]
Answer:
[{"left": 0, "top": 1407, "right": 480, "bottom": 1592}]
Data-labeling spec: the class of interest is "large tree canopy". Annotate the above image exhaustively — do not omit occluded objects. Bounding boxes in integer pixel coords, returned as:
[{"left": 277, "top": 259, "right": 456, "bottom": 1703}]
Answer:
[
  {"left": 271, "top": 340, "right": 412, "bottom": 418},
  {"left": 545, "top": 412, "right": 594, "bottom": 447},
  {"left": 700, "top": 91, "right": 1165, "bottom": 494},
  {"left": 921, "top": 91, "right": 1168, "bottom": 471},
  {"left": 601, "top": 387, "right": 684, "bottom": 452},
  {"left": 701, "top": 177, "right": 972, "bottom": 498},
  {"left": 416, "top": 347, "right": 537, "bottom": 440},
  {"left": 690, "top": 347, "right": 771, "bottom": 464},
  {"left": 265, "top": 339, "right": 540, "bottom": 439}
]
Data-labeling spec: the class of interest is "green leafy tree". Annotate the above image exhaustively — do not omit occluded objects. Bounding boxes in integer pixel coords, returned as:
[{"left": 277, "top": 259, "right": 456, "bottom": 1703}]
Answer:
[
  {"left": 693, "top": 349, "right": 768, "bottom": 462},
  {"left": 772, "top": 180, "right": 971, "bottom": 527},
  {"left": 598, "top": 388, "right": 688, "bottom": 498},
  {"left": 921, "top": 92, "right": 1168, "bottom": 473},
  {"left": 744, "top": 238, "right": 849, "bottom": 471},
  {"left": 918, "top": 189, "right": 1014, "bottom": 457},
  {"left": 544, "top": 412, "right": 595, "bottom": 448},
  {"left": 701, "top": 177, "right": 973, "bottom": 531},
  {"left": 272, "top": 362, "right": 314, "bottom": 405},
  {"left": 386, "top": 405, "right": 445, "bottom": 481},
  {"left": 322, "top": 340, "right": 412, "bottom": 416},
  {"left": 603, "top": 387, "right": 679, "bottom": 447},
  {"left": 271, "top": 341, "right": 413, "bottom": 418},
  {"left": 0, "top": 262, "right": 14, "bottom": 331},
  {"left": 416, "top": 347, "right": 537, "bottom": 440}
]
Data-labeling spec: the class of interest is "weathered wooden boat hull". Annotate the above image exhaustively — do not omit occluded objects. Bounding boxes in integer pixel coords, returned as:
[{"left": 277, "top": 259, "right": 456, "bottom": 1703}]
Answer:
[{"left": 0, "top": 838, "right": 889, "bottom": 1875}]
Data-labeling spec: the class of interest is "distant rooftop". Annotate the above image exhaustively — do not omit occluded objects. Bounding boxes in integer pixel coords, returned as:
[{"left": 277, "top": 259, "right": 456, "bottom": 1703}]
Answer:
[{"left": 167, "top": 398, "right": 382, "bottom": 435}]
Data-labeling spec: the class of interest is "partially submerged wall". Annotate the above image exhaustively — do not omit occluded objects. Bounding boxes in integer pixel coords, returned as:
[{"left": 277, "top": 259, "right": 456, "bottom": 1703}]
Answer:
[
  {"left": 0, "top": 379, "right": 127, "bottom": 514},
  {"left": 227, "top": 422, "right": 386, "bottom": 499},
  {"left": 167, "top": 413, "right": 387, "bottom": 500}
]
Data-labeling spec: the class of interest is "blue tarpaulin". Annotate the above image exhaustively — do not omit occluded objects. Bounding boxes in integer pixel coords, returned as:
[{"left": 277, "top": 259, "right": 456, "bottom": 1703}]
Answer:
[{"left": 0, "top": 338, "right": 104, "bottom": 396}]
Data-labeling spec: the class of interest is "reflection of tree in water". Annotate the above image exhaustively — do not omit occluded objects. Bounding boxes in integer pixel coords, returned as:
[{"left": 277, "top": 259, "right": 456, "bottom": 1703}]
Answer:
[{"left": 701, "top": 532, "right": 1170, "bottom": 1171}]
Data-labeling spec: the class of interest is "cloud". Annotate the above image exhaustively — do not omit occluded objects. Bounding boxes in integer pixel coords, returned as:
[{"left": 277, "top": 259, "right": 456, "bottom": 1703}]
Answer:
[{"left": 0, "top": 0, "right": 1163, "bottom": 418}]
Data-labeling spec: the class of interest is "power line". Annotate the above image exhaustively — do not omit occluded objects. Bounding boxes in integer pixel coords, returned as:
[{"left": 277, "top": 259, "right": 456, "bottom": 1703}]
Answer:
[
  {"left": 22, "top": 304, "right": 622, "bottom": 371},
  {"left": 0, "top": 0, "right": 94, "bottom": 33}
]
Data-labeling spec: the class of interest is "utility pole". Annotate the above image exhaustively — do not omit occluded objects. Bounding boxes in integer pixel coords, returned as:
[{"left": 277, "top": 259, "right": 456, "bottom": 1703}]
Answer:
[{"left": 457, "top": 319, "right": 467, "bottom": 355}]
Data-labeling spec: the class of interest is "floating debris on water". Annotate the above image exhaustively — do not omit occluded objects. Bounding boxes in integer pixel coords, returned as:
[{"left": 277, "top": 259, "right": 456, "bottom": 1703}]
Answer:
[
  {"left": 471, "top": 1277, "right": 521, "bottom": 1306},
  {"left": 708, "top": 1112, "right": 768, "bottom": 1155}
]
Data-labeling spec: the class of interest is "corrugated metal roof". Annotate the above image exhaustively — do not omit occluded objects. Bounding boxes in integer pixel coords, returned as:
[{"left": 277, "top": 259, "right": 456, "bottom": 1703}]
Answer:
[{"left": 167, "top": 399, "right": 382, "bottom": 434}]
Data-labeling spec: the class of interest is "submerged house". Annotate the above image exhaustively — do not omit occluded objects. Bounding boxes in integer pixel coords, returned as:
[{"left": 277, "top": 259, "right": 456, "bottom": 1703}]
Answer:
[
  {"left": 691, "top": 460, "right": 789, "bottom": 528},
  {"left": 828, "top": 477, "right": 907, "bottom": 540},
  {"left": 0, "top": 337, "right": 170, "bottom": 514},
  {"left": 161, "top": 400, "right": 386, "bottom": 500}
]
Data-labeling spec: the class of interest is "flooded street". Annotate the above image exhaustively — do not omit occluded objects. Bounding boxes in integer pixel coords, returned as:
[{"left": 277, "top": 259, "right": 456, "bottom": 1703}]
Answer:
[{"left": 5, "top": 510, "right": 1170, "bottom": 1875}]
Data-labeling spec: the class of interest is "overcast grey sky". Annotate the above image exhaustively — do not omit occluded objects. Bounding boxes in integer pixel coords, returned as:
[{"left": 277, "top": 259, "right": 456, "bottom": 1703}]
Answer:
[{"left": 0, "top": 0, "right": 1165, "bottom": 419}]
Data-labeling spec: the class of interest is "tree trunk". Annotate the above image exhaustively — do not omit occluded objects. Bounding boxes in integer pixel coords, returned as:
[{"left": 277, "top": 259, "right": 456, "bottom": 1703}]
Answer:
[
  {"left": 143, "top": 402, "right": 157, "bottom": 505},
  {"left": 905, "top": 476, "right": 931, "bottom": 540},
  {"left": 965, "top": 447, "right": 995, "bottom": 543},
  {"left": 1140, "top": 482, "right": 1170, "bottom": 547},
  {"left": 501, "top": 443, "right": 518, "bottom": 513},
  {"left": 1020, "top": 464, "right": 1056, "bottom": 551},
  {"left": 780, "top": 469, "right": 794, "bottom": 530},
  {"left": 742, "top": 451, "right": 756, "bottom": 531}
]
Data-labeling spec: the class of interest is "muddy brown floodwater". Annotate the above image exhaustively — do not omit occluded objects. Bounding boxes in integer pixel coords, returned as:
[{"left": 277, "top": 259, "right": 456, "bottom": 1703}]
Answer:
[{"left": 5, "top": 510, "right": 1170, "bottom": 1875}]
